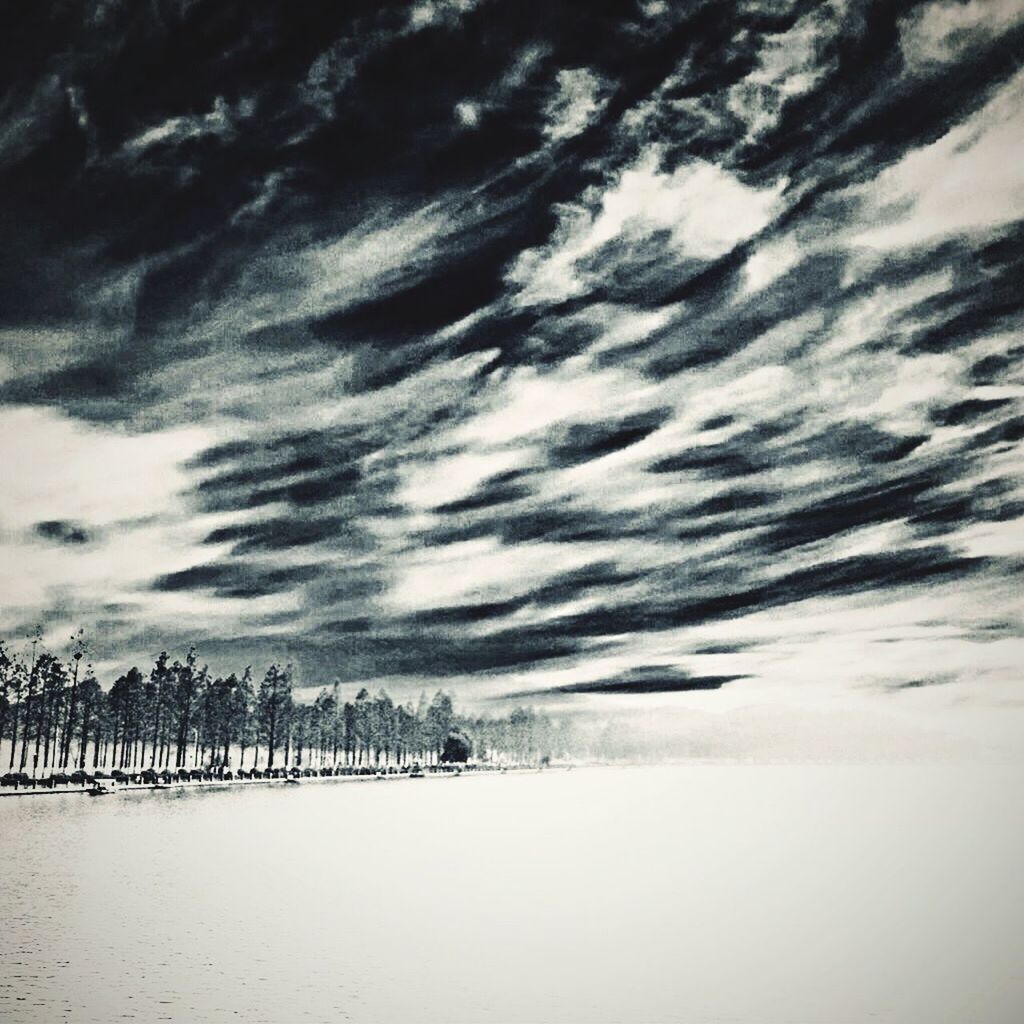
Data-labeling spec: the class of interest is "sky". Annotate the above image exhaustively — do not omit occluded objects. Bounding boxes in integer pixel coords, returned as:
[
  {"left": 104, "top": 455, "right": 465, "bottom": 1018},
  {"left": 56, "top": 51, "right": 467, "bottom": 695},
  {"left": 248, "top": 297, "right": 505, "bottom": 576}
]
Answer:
[{"left": 0, "top": 0, "right": 1022, "bottom": 754}]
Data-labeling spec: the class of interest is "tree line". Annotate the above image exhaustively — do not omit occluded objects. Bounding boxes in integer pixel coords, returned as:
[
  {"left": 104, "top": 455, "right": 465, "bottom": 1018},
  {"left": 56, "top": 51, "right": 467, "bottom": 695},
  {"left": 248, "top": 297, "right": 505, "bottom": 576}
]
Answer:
[{"left": 0, "top": 634, "right": 577, "bottom": 776}]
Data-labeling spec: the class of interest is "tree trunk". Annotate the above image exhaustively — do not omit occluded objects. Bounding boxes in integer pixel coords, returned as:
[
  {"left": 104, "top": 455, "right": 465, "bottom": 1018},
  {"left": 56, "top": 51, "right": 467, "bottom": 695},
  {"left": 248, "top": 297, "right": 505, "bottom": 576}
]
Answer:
[
  {"left": 150, "top": 688, "right": 161, "bottom": 768},
  {"left": 33, "top": 691, "right": 46, "bottom": 774},
  {"left": 7, "top": 699, "right": 17, "bottom": 769},
  {"left": 61, "top": 662, "right": 80, "bottom": 769},
  {"left": 78, "top": 697, "right": 91, "bottom": 770}
]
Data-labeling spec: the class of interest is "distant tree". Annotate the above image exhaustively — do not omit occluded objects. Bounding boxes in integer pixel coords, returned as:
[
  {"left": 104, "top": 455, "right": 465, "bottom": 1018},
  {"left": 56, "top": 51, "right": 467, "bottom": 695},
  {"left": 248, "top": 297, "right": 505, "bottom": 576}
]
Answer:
[
  {"left": 395, "top": 703, "right": 417, "bottom": 766},
  {"left": 0, "top": 631, "right": 581, "bottom": 774},
  {"left": 326, "top": 681, "right": 342, "bottom": 766},
  {"left": 59, "top": 629, "right": 86, "bottom": 768},
  {"left": 232, "top": 667, "right": 254, "bottom": 768},
  {"left": 312, "top": 687, "right": 336, "bottom": 767},
  {"left": 146, "top": 652, "right": 172, "bottom": 768},
  {"left": 36, "top": 654, "right": 68, "bottom": 770},
  {"left": 112, "top": 667, "right": 144, "bottom": 769},
  {"left": 172, "top": 649, "right": 200, "bottom": 768},
  {"left": 257, "top": 664, "right": 292, "bottom": 768},
  {"left": 342, "top": 699, "right": 356, "bottom": 766},
  {"left": 373, "top": 691, "right": 395, "bottom": 766},
  {"left": 19, "top": 629, "right": 41, "bottom": 771},
  {"left": 440, "top": 730, "right": 472, "bottom": 764},
  {"left": 291, "top": 702, "right": 311, "bottom": 766},
  {"left": 425, "top": 691, "right": 454, "bottom": 763},
  {"left": 509, "top": 707, "right": 535, "bottom": 764},
  {"left": 0, "top": 641, "right": 11, "bottom": 767},
  {"left": 353, "top": 687, "right": 371, "bottom": 765},
  {"left": 76, "top": 672, "right": 101, "bottom": 770},
  {"left": 6, "top": 655, "right": 25, "bottom": 770}
]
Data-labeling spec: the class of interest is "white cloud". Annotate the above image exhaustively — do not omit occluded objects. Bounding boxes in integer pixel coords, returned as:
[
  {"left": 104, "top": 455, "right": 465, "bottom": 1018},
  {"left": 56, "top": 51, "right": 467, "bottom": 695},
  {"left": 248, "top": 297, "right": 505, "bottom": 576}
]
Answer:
[
  {"left": 727, "top": 4, "right": 841, "bottom": 140},
  {"left": 191, "top": 204, "right": 450, "bottom": 345},
  {"left": 583, "top": 304, "right": 679, "bottom": 354},
  {"left": 852, "top": 68, "right": 1024, "bottom": 250},
  {"left": 407, "top": 0, "right": 479, "bottom": 32},
  {"left": 451, "top": 359, "right": 658, "bottom": 447},
  {"left": 0, "top": 406, "right": 207, "bottom": 532},
  {"left": 741, "top": 233, "right": 803, "bottom": 295},
  {"left": 0, "top": 405, "right": 215, "bottom": 626},
  {"left": 542, "top": 68, "right": 609, "bottom": 142},
  {"left": 509, "top": 151, "right": 786, "bottom": 306},
  {"left": 386, "top": 537, "right": 611, "bottom": 612},
  {"left": 123, "top": 96, "right": 251, "bottom": 153},
  {"left": 818, "top": 271, "right": 954, "bottom": 358},
  {"left": 398, "top": 449, "right": 532, "bottom": 511},
  {"left": 900, "top": 0, "right": 1024, "bottom": 71},
  {"left": 455, "top": 100, "right": 480, "bottom": 127}
]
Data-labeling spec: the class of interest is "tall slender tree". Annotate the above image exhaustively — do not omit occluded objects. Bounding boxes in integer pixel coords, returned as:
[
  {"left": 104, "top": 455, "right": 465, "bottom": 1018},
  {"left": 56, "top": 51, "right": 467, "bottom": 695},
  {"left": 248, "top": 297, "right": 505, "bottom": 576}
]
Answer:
[
  {"left": 0, "top": 641, "right": 11, "bottom": 768},
  {"left": 76, "top": 671, "right": 101, "bottom": 770},
  {"left": 59, "top": 630, "right": 86, "bottom": 769},
  {"left": 172, "top": 648, "right": 199, "bottom": 768},
  {"left": 257, "top": 664, "right": 292, "bottom": 768}
]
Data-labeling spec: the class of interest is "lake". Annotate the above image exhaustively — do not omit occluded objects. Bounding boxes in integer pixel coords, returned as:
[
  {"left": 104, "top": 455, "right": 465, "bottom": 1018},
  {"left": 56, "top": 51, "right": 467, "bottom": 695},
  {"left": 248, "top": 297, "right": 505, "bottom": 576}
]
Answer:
[{"left": 1, "top": 764, "right": 1022, "bottom": 1023}]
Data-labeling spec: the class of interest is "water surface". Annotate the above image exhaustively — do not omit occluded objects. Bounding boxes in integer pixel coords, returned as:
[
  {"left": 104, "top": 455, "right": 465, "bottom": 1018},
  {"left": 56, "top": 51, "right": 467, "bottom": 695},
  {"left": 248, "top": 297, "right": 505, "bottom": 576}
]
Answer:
[{"left": 1, "top": 765, "right": 1022, "bottom": 1023}]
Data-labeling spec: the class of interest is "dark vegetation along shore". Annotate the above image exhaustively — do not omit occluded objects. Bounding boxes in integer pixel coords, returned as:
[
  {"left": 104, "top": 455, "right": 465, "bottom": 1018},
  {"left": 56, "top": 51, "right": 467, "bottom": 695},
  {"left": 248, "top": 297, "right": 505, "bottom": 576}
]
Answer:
[{"left": 0, "top": 633, "right": 580, "bottom": 795}]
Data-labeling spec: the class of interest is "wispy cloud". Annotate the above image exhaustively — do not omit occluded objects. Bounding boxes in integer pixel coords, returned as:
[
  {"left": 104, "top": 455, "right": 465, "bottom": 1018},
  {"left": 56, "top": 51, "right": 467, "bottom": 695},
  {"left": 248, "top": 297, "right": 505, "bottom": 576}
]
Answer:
[
  {"left": 852, "top": 68, "right": 1024, "bottom": 250},
  {"left": 509, "top": 151, "right": 786, "bottom": 306},
  {"left": 900, "top": 0, "right": 1024, "bottom": 72}
]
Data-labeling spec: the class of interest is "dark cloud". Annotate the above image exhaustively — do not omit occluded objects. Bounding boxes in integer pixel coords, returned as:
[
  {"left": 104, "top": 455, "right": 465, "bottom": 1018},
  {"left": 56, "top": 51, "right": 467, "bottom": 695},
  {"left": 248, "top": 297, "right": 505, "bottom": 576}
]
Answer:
[
  {"left": 884, "top": 677, "right": 955, "bottom": 693},
  {"left": 433, "top": 471, "right": 532, "bottom": 514},
  {"left": 312, "top": 625, "right": 591, "bottom": 679},
  {"left": 152, "top": 561, "right": 321, "bottom": 599},
  {"left": 34, "top": 520, "right": 94, "bottom": 546},
  {"left": 930, "top": 399, "right": 1014, "bottom": 428},
  {"left": 203, "top": 515, "right": 375, "bottom": 555},
  {"left": 969, "top": 349, "right": 1020, "bottom": 386},
  {"left": 504, "top": 666, "right": 747, "bottom": 698},
  {"left": 761, "top": 470, "right": 942, "bottom": 553},
  {"left": 547, "top": 408, "right": 671, "bottom": 467},
  {"left": 647, "top": 417, "right": 799, "bottom": 480}
]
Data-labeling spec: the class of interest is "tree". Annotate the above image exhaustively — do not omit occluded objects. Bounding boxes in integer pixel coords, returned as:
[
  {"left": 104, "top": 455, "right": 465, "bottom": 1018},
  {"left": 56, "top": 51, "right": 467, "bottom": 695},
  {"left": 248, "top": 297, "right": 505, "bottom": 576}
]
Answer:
[
  {"left": 232, "top": 667, "right": 254, "bottom": 768},
  {"left": 353, "top": 687, "right": 371, "bottom": 765},
  {"left": 19, "top": 629, "right": 41, "bottom": 771},
  {"left": 60, "top": 629, "right": 86, "bottom": 769},
  {"left": 257, "top": 664, "right": 292, "bottom": 768},
  {"left": 373, "top": 691, "right": 395, "bottom": 766},
  {"left": 36, "top": 654, "right": 68, "bottom": 771},
  {"left": 146, "top": 652, "right": 172, "bottom": 768},
  {"left": 342, "top": 699, "right": 356, "bottom": 766},
  {"left": 0, "top": 641, "right": 12, "bottom": 768},
  {"left": 425, "top": 691, "right": 454, "bottom": 763},
  {"left": 6, "top": 654, "right": 25, "bottom": 770},
  {"left": 76, "top": 672, "right": 101, "bottom": 770},
  {"left": 172, "top": 649, "right": 199, "bottom": 768},
  {"left": 0, "top": 632, "right": 580, "bottom": 774},
  {"left": 440, "top": 731, "right": 472, "bottom": 764},
  {"left": 111, "top": 667, "right": 144, "bottom": 769}
]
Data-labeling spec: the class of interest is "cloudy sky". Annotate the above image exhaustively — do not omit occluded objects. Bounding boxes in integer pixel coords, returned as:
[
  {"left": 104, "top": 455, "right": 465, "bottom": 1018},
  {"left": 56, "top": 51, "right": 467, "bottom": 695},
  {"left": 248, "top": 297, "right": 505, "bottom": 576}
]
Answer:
[{"left": 1, "top": 0, "right": 1022, "bottom": 751}]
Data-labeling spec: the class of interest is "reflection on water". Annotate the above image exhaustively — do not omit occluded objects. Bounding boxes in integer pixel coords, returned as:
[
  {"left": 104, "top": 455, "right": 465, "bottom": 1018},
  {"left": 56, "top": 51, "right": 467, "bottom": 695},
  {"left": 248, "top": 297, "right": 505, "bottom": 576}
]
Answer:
[{"left": 1, "top": 765, "right": 1023, "bottom": 1023}]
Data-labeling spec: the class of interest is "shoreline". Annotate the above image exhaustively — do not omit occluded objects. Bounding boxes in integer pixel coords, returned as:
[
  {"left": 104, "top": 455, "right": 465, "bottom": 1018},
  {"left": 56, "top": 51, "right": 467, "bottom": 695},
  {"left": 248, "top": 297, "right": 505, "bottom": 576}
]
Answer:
[
  {"left": 3, "top": 758, "right": 1007, "bottom": 800},
  {"left": 0, "top": 765, "right": 543, "bottom": 799}
]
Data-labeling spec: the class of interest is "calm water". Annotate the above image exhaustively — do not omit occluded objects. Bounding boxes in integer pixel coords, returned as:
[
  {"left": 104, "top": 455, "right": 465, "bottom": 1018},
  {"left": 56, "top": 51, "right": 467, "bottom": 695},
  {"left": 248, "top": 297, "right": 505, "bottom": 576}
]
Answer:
[{"left": 1, "top": 764, "right": 1022, "bottom": 1023}]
